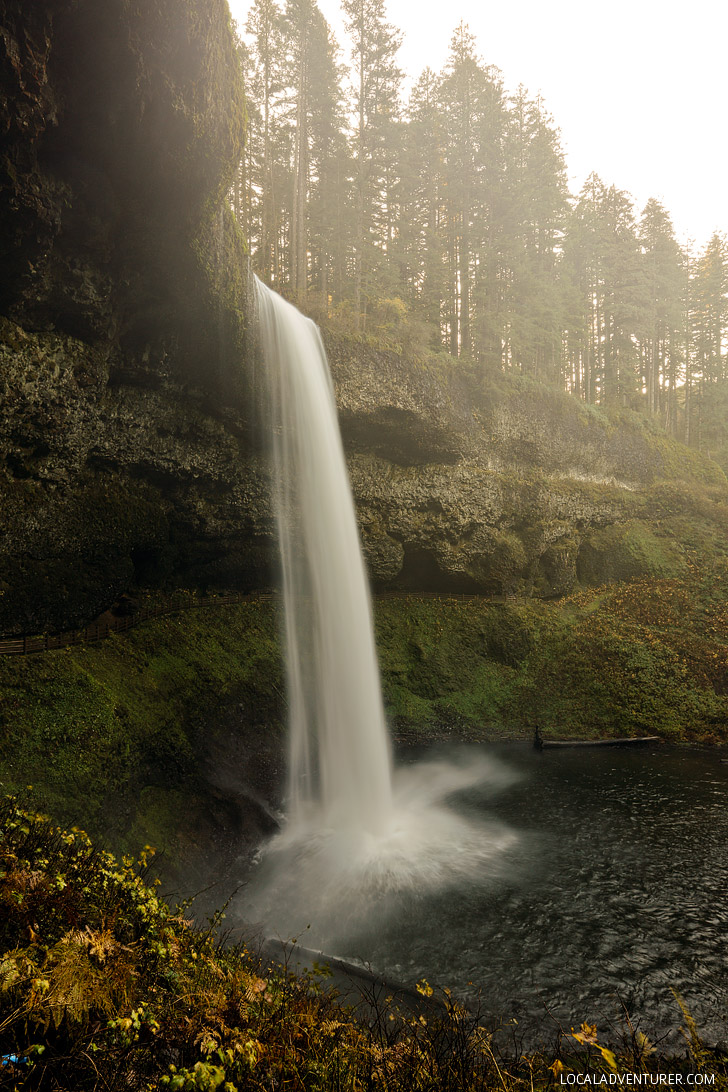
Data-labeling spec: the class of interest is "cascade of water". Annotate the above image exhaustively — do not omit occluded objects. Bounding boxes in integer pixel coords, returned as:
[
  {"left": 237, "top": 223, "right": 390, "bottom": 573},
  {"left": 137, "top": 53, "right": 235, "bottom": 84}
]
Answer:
[
  {"left": 255, "top": 277, "right": 393, "bottom": 834},
  {"left": 250, "top": 279, "right": 518, "bottom": 948}
]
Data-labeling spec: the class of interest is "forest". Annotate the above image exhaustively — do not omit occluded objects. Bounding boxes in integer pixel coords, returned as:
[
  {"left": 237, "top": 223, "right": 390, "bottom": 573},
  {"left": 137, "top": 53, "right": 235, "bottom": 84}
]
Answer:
[{"left": 236, "top": 0, "right": 728, "bottom": 450}]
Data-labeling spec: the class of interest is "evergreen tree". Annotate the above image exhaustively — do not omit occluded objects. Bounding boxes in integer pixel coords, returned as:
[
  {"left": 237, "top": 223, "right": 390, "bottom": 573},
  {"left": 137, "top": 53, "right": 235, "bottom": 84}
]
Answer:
[
  {"left": 693, "top": 232, "right": 728, "bottom": 385},
  {"left": 305, "top": 16, "right": 351, "bottom": 306},
  {"left": 341, "top": 0, "right": 403, "bottom": 328},
  {"left": 500, "top": 88, "right": 568, "bottom": 380},
  {"left": 438, "top": 24, "right": 505, "bottom": 359},
  {"left": 244, "top": 0, "right": 287, "bottom": 283},
  {"left": 396, "top": 67, "right": 448, "bottom": 343},
  {"left": 637, "top": 199, "right": 684, "bottom": 428},
  {"left": 281, "top": 0, "right": 314, "bottom": 295},
  {"left": 690, "top": 232, "right": 728, "bottom": 448},
  {"left": 238, "top": 1, "right": 724, "bottom": 432},
  {"left": 562, "top": 175, "right": 643, "bottom": 405}
]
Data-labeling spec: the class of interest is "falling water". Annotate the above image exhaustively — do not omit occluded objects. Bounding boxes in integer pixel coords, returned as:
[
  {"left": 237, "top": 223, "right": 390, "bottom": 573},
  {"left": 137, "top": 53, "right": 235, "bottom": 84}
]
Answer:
[
  {"left": 250, "top": 278, "right": 518, "bottom": 947},
  {"left": 255, "top": 278, "right": 392, "bottom": 833}
]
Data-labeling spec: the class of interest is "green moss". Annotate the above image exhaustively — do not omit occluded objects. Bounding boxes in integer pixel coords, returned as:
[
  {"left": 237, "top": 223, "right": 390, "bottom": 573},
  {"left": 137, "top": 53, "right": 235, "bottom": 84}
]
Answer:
[
  {"left": 0, "top": 600, "right": 284, "bottom": 855},
  {"left": 577, "top": 520, "right": 687, "bottom": 586},
  {"left": 3, "top": 561, "right": 728, "bottom": 874},
  {"left": 373, "top": 580, "right": 728, "bottom": 744},
  {"left": 641, "top": 425, "right": 727, "bottom": 486}
]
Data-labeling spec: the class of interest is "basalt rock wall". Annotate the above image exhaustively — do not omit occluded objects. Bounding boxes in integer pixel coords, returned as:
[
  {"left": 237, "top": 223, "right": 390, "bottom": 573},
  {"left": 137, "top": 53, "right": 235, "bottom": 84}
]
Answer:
[
  {"left": 327, "top": 333, "right": 726, "bottom": 598},
  {"left": 0, "top": 0, "right": 268, "bottom": 634}
]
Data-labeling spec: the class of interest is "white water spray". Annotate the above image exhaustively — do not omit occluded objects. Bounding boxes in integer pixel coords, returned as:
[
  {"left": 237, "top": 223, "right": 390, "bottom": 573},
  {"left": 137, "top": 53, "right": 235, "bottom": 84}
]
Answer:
[{"left": 251, "top": 279, "right": 518, "bottom": 945}]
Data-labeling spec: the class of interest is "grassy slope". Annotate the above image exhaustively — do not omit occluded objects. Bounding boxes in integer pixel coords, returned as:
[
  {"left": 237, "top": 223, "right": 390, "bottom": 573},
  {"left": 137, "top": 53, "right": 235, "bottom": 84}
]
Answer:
[
  {"left": 0, "top": 599, "right": 283, "bottom": 857},
  {"left": 377, "top": 579, "right": 728, "bottom": 745}
]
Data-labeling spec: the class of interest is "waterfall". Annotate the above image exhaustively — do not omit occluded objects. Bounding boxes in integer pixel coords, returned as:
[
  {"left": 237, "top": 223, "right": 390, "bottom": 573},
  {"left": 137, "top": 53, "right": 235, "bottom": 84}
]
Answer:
[
  {"left": 255, "top": 278, "right": 392, "bottom": 833},
  {"left": 248, "top": 279, "right": 518, "bottom": 949}
]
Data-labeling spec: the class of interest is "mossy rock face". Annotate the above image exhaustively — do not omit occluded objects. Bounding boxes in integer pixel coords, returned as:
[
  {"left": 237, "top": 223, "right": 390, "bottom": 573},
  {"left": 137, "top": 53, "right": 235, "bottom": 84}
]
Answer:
[
  {"left": 328, "top": 327, "right": 728, "bottom": 602},
  {"left": 0, "top": 0, "right": 260, "bottom": 633},
  {"left": 343, "top": 375, "right": 726, "bottom": 597},
  {"left": 0, "top": 600, "right": 285, "bottom": 881},
  {"left": 0, "top": 469, "right": 169, "bottom": 632},
  {"left": 536, "top": 533, "right": 580, "bottom": 597},
  {"left": 1, "top": 0, "right": 247, "bottom": 386},
  {"left": 0, "top": 317, "right": 276, "bottom": 633},
  {"left": 576, "top": 521, "right": 687, "bottom": 587}
]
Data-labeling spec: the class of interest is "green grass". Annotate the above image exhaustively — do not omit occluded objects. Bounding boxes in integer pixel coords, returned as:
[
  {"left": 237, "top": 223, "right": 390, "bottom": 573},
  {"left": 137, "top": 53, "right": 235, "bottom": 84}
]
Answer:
[
  {"left": 2, "top": 558, "right": 728, "bottom": 870},
  {"left": 375, "top": 582, "right": 728, "bottom": 745}
]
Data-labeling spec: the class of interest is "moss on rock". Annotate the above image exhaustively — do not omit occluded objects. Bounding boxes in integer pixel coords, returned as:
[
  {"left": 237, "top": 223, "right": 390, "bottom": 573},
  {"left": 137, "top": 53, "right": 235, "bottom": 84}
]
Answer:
[
  {"left": 577, "top": 520, "right": 687, "bottom": 587},
  {"left": 373, "top": 576, "right": 728, "bottom": 745},
  {"left": 0, "top": 599, "right": 284, "bottom": 873}
]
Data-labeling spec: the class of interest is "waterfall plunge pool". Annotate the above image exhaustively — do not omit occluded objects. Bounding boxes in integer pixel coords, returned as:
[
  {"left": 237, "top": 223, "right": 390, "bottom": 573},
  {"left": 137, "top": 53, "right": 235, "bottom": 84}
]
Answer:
[{"left": 238, "top": 742, "right": 728, "bottom": 1048}]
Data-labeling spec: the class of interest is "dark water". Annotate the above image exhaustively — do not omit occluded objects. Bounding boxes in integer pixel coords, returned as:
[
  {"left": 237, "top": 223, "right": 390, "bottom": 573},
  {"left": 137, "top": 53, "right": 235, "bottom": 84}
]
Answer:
[{"left": 317, "top": 744, "right": 728, "bottom": 1047}]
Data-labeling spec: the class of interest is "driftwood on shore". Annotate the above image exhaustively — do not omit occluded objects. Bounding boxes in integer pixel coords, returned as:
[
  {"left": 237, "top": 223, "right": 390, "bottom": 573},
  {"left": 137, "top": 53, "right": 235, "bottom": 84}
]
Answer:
[{"left": 534, "top": 734, "right": 662, "bottom": 751}]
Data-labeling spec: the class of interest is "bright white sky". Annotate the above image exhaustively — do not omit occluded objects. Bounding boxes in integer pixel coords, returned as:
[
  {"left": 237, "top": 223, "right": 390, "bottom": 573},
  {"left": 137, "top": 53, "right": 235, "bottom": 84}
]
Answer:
[{"left": 228, "top": 0, "right": 727, "bottom": 250}]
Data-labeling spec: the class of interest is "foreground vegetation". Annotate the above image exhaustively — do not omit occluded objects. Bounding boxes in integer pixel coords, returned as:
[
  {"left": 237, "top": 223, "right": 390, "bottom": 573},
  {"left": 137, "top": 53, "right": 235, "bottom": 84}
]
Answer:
[{"left": 0, "top": 797, "right": 725, "bottom": 1091}]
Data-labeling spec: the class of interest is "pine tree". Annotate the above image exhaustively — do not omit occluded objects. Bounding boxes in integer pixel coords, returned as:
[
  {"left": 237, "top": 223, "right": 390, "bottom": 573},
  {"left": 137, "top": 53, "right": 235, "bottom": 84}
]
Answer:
[
  {"left": 342, "top": 0, "right": 403, "bottom": 328},
  {"left": 693, "top": 232, "right": 728, "bottom": 385},
  {"left": 562, "top": 175, "right": 643, "bottom": 405},
  {"left": 637, "top": 199, "right": 684, "bottom": 428},
  {"left": 690, "top": 233, "right": 728, "bottom": 449},
  {"left": 239, "top": 2, "right": 721, "bottom": 426},
  {"left": 282, "top": 0, "right": 314, "bottom": 296},
  {"left": 395, "top": 67, "right": 447, "bottom": 343},
  {"left": 500, "top": 88, "right": 568, "bottom": 380},
  {"left": 245, "top": 0, "right": 286, "bottom": 283},
  {"left": 305, "top": 15, "right": 351, "bottom": 307},
  {"left": 438, "top": 24, "right": 506, "bottom": 359}
]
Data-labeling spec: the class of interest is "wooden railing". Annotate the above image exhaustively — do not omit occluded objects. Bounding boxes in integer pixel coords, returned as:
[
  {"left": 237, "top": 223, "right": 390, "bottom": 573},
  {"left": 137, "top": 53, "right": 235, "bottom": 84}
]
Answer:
[
  {"left": 0, "top": 592, "right": 274, "bottom": 657},
  {"left": 0, "top": 588, "right": 517, "bottom": 658}
]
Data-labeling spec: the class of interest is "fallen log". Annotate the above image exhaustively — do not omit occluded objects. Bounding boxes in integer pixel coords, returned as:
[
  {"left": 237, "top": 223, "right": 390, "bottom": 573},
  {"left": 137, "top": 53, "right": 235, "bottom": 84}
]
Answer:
[{"left": 537, "top": 735, "right": 662, "bottom": 750}]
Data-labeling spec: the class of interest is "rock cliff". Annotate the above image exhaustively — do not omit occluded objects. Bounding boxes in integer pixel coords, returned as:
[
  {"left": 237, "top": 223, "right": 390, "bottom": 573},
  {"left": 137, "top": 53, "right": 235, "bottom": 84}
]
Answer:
[
  {"left": 328, "top": 333, "right": 725, "bottom": 598},
  {"left": 0, "top": 0, "right": 264, "bottom": 633}
]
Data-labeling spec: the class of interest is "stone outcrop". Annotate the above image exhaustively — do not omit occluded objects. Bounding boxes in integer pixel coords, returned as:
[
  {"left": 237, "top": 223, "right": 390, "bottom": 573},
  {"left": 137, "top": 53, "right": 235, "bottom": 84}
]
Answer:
[
  {"left": 0, "top": 317, "right": 272, "bottom": 632},
  {"left": 327, "top": 334, "right": 724, "bottom": 597}
]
